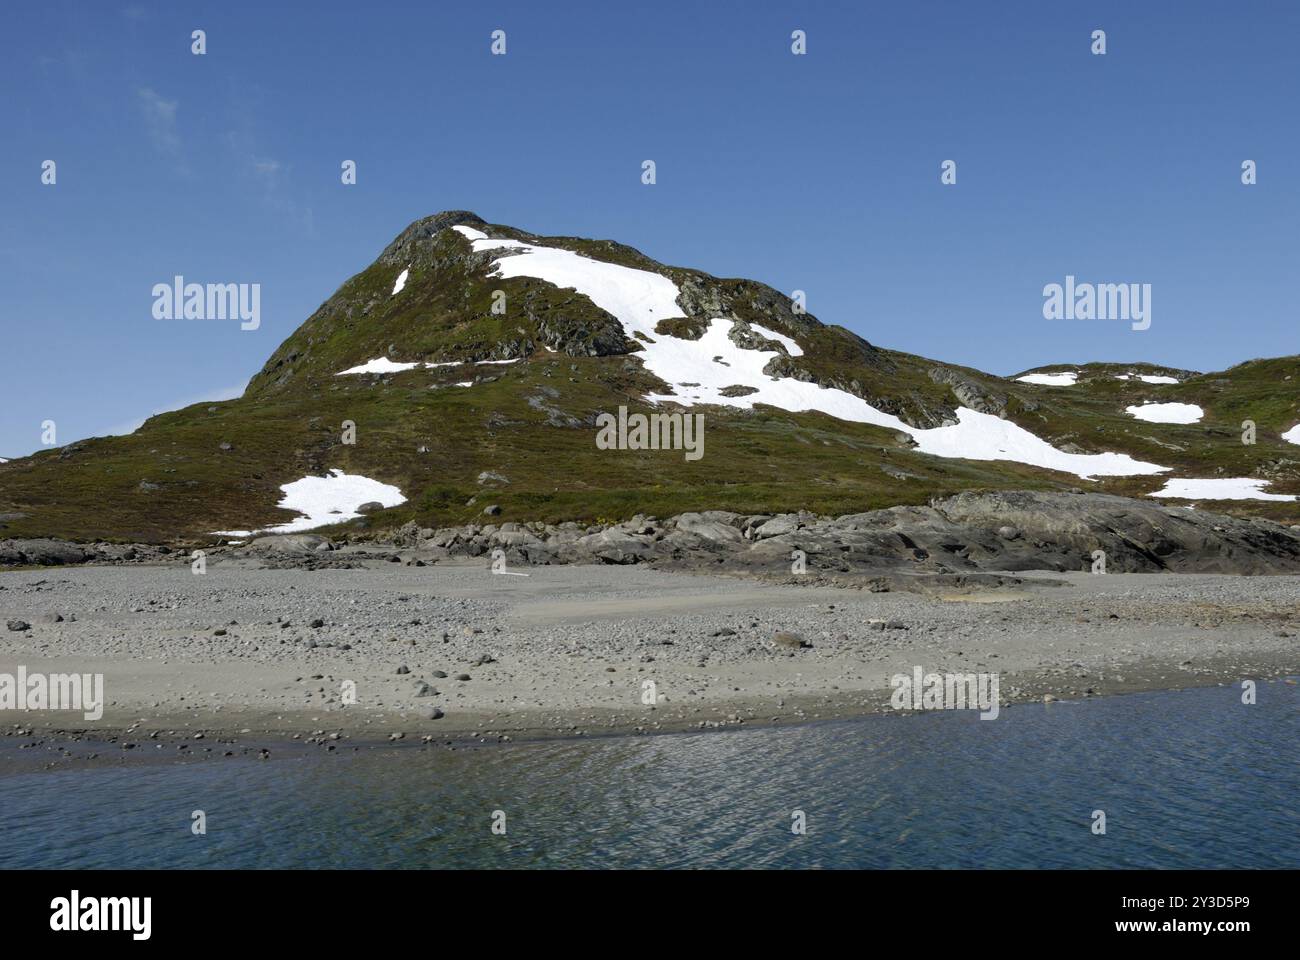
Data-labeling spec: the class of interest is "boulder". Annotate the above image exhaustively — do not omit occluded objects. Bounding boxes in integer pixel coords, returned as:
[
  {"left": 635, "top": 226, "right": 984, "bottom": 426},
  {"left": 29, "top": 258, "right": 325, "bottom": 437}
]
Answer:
[
  {"left": 0, "top": 539, "right": 89, "bottom": 566},
  {"left": 569, "top": 529, "right": 652, "bottom": 564}
]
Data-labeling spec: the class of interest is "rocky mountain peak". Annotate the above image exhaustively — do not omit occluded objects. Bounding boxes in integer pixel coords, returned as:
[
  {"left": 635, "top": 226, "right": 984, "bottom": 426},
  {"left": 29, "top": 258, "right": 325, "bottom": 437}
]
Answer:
[{"left": 377, "top": 210, "right": 487, "bottom": 265}]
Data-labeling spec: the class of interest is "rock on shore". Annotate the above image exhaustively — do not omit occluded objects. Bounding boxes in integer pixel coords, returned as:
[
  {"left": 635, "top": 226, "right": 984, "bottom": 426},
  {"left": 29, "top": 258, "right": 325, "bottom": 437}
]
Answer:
[
  {"left": 5, "top": 491, "right": 1300, "bottom": 576},
  {"left": 370, "top": 491, "right": 1300, "bottom": 576}
]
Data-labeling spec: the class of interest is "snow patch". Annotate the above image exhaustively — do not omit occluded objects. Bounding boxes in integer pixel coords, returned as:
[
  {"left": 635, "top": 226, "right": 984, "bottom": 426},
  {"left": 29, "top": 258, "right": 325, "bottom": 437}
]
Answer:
[
  {"left": 338, "top": 357, "right": 521, "bottom": 376},
  {"left": 1147, "top": 478, "right": 1295, "bottom": 502},
  {"left": 215, "top": 469, "right": 406, "bottom": 535},
  {"left": 1016, "top": 372, "right": 1078, "bottom": 386},
  {"left": 751, "top": 324, "right": 803, "bottom": 357},
  {"left": 1116, "top": 373, "right": 1180, "bottom": 384},
  {"left": 1281, "top": 423, "right": 1300, "bottom": 445},
  {"left": 909, "top": 408, "right": 1165, "bottom": 478},
  {"left": 392, "top": 267, "right": 409, "bottom": 295},
  {"left": 1125, "top": 402, "right": 1203, "bottom": 424},
  {"left": 455, "top": 226, "right": 1169, "bottom": 480},
  {"left": 337, "top": 358, "right": 422, "bottom": 376}
]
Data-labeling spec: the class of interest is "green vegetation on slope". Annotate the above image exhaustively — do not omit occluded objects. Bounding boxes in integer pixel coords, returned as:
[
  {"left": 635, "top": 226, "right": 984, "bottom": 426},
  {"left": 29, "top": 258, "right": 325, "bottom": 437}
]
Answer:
[{"left": 2, "top": 212, "right": 1298, "bottom": 543}]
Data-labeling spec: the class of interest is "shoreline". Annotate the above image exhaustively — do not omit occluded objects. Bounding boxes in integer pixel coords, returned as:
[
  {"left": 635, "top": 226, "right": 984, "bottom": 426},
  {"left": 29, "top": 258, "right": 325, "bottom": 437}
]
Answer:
[
  {"left": 2, "top": 561, "right": 1298, "bottom": 771},
  {"left": 2, "top": 658, "right": 1295, "bottom": 775}
]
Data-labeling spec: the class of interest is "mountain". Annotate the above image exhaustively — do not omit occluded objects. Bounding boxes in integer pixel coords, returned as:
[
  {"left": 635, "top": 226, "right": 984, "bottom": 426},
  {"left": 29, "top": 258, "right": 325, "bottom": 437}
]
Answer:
[{"left": 2, "top": 210, "right": 1299, "bottom": 543}]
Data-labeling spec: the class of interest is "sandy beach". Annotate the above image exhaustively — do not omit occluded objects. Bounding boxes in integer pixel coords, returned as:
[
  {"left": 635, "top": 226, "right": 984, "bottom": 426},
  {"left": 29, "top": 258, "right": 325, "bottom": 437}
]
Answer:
[{"left": 1, "top": 556, "right": 1297, "bottom": 771}]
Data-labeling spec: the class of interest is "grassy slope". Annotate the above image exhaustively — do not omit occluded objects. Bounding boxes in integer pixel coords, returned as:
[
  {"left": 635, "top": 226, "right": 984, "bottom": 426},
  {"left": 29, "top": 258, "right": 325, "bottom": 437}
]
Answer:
[
  {"left": 3, "top": 217, "right": 1298, "bottom": 542},
  {"left": 0, "top": 355, "right": 1074, "bottom": 542}
]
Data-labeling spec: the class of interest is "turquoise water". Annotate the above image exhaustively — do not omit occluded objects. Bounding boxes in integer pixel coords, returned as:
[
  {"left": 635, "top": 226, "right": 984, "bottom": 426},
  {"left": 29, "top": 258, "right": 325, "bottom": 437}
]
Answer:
[{"left": 1, "top": 682, "right": 1296, "bottom": 869}]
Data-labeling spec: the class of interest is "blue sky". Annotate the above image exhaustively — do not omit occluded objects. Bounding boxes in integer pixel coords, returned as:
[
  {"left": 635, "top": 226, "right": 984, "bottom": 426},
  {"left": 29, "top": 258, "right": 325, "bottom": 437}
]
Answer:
[{"left": 2, "top": 0, "right": 1296, "bottom": 458}]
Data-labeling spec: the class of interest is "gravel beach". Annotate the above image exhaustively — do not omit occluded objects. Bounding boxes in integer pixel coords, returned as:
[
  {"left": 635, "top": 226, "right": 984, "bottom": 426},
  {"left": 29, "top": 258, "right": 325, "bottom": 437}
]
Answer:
[{"left": 2, "top": 557, "right": 1297, "bottom": 770}]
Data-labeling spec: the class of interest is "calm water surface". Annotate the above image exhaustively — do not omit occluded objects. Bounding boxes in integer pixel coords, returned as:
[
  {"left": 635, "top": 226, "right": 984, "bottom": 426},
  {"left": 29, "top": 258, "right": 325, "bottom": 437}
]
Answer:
[{"left": 1, "top": 682, "right": 1295, "bottom": 868}]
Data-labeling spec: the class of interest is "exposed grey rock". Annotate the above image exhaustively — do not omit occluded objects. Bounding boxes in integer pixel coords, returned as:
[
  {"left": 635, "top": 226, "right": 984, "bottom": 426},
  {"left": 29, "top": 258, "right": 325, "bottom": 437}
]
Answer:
[
  {"left": 773, "top": 631, "right": 810, "bottom": 650},
  {"left": 5, "top": 489, "right": 1300, "bottom": 579},
  {"left": 727, "top": 320, "right": 793, "bottom": 354},
  {"left": 928, "top": 367, "right": 1007, "bottom": 417},
  {"left": 567, "top": 529, "right": 652, "bottom": 565},
  {"left": 672, "top": 512, "right": 745, "bottom": 547},
  {"left": 0, "top": 539, "right": 89, "bottom": 566},
  {"left": 247, "top": 534, "right": 334, "bottom": 554},
  {"left": 753, "top": 515, "right": 802, "bottom": 540}
]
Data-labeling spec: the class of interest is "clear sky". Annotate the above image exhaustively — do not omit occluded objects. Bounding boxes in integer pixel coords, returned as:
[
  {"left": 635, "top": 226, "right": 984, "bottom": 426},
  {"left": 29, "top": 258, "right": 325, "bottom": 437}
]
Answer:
[{"left": 2, "top": 0, "right": 1296, "bottom": 458}]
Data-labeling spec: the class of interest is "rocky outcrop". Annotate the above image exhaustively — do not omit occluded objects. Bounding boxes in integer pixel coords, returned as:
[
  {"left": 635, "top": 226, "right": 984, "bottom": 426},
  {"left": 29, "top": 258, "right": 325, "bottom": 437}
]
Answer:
[
  {"left": 727, "top": 321, "right": 791, "bottom": 353},
  {"left": 9, "top": 492, "right": 1300, "bottom": 575},
  {"left": 375, "top": 210, "right": 487, "bottom": 266},
  {"left": 0, "top": 539, "right": 170, "bottom": 566},
  {"left": 928, "top": 367, "right": 1007, "bottom": 417},
  {"left": 0, "top": 539, "right": 91, "bottom": 565},
  {"left": 394, "top": 492, "right": 1300, "bottom": 576}
]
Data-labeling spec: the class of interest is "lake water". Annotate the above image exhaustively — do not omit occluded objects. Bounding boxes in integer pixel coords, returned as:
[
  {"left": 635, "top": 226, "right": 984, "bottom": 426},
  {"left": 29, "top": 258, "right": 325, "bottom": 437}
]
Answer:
[{"left": 1, "top": 682, "right": 1295, "bottom": 869}]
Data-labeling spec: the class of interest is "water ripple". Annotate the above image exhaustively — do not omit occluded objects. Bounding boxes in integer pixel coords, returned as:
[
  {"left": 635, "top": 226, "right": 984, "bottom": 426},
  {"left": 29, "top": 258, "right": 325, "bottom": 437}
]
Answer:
[{"left": 0, "top": 683, "right": 1295, "bottom": 869}]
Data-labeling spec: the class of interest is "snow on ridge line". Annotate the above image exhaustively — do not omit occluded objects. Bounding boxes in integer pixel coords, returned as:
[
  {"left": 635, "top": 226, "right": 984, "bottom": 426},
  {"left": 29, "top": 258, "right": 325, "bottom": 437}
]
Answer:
[
  {"left": 1125, "top": 402, "right": 1203, "bottom": 424},
  {"left": 1148, "top": 478, "right": 1295, "bottom": 502},
  {"left": 1116, "top": 373, "right": 1180, "bottom": 384},
  {"left": 1016, "top": 371, "right": 1078, "bottom": 386},
  {"left": 392, "top": 267, "right": 409, "bottom": 296},
  {"left": 337, "top": 357, "right": 520, "bottom": 376},
  {"left": 215, "top": 469, "right": 406, "bottom": 536},
  {"left": 455, "top": 225, "right": 1168, "bottom": 480}
]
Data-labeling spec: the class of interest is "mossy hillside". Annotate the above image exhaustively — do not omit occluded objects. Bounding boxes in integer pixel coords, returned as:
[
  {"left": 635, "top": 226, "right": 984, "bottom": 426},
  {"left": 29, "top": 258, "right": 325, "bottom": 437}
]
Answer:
[
  {"left": 4, "top": 212, "right": 1299, "bottom": 542},
  {"left": 248, "top": 217, "right": 970, "bottom": 430},
  {"left": 1003, "top": 358, "right": 1300, "bottom": 487},
  {"left": 2, "top": 352, "right": 1085, "bottom": 543}
]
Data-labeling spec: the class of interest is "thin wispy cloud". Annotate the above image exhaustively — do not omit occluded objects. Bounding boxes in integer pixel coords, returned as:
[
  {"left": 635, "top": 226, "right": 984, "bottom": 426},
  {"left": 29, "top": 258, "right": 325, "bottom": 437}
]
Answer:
[
  {"left": 225, "top": 128, "right": 314, "bottom": 236},
  {"left": 136, "top": 86, "right": 180, "bottom": 154}
]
